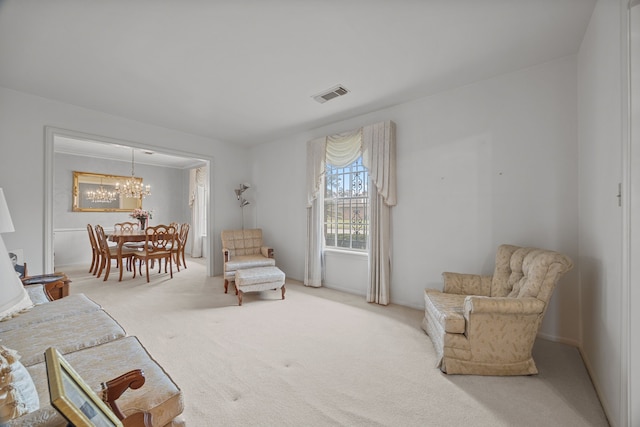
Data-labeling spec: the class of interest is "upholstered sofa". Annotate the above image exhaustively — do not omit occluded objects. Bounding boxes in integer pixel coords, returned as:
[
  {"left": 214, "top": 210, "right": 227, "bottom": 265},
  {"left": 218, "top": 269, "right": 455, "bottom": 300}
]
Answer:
[
  {"left": 422, "top": 244, "right": 573, "bottom": 376},
  {"left": 221, "top": 229, "right": 275, "bottom": 293},
  {"left": 0, "top": 285, "right": 184, "bottom": 426}
]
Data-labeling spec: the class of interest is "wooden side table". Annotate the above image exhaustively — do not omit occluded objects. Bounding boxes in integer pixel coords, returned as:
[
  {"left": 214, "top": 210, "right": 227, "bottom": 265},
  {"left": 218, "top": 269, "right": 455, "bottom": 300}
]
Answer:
[{"left": 22, "top": 272, "right": 71, "bottom": 301}]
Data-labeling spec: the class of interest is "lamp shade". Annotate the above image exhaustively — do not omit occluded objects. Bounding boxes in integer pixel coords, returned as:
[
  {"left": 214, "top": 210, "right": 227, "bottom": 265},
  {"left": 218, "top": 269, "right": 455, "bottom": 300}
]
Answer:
[{"left": 0, "top": 188, "right": 15, "bottom": 234}]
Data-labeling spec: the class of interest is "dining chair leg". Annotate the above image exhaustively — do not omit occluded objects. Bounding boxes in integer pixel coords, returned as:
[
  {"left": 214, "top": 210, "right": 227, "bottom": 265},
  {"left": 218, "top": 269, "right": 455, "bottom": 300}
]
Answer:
[
  {"left": 145, "top": 259, "right": 150, "bottom": 283},
  {"left": 163, "top": 257, "right": 176, "bottom": 273},
  {"left": 93, "top": 254, "right": 101, "bottom": 275},
  {"left": 103, "top": 259, "right": 111, "bottom": 281},
  {"left": 96, "top": 257, "right": 105, "bottom": 279},
  {"left": 173, "top": 253, "right": 181, "bottom": 272},
  {"left": 89, "top": 252, "right": 96, "bottom": 274}
]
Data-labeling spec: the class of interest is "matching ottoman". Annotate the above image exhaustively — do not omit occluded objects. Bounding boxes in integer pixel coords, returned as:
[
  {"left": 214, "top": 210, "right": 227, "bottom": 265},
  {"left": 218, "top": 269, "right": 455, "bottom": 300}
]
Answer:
[{"left": 234, "top": 266, "right": 286, "bottom": 306}]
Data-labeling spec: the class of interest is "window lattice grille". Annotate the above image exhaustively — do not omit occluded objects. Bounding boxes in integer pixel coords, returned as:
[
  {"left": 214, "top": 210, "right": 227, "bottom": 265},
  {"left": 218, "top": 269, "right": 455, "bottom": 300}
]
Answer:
[{"left": 324, "top": 157, "right": 368, "bottom": 250}]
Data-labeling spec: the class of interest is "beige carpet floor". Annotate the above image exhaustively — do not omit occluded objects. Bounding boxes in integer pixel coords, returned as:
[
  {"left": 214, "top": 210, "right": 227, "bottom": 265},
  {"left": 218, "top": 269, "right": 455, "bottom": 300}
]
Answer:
[{"left": 61, "top": 258, "right": 609, "bottom": 427}]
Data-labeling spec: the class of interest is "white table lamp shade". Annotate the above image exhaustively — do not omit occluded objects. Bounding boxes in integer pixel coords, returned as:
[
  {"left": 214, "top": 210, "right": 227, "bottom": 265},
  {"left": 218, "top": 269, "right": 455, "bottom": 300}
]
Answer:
[
  {"left": 0, "top": 188, "right": 15, "bottom": 233},
  {"left": 0, "top": 188, "right": 32, "bottom": 320}
]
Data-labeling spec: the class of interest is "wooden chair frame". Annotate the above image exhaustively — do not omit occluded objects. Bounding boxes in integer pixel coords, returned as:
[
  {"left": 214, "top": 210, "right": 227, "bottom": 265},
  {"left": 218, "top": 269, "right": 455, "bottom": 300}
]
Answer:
[
  {"left": 95, "top": 225, "right": 136, "bottom": 281},
  {"left": 114, "top": 222, "right": 139, "bottom": 232},
  {"left": 171, "top": 223, "right": 190, "bottom": 271},
  {"left": 86, "top": 224, "right": 101, "bottom": 275},
  {"left": 132, "top": 225, "right": 177, "bottom": 283}
]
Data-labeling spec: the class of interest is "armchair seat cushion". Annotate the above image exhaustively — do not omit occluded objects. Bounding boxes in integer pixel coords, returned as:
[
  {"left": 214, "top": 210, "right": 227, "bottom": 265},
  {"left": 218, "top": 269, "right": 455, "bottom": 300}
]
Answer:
[
  {"left": 224, "top": 255, "right": 276, "bottom": 276},
  {"left": 423, "top": 290, "right": 466, "bottom": 334}
]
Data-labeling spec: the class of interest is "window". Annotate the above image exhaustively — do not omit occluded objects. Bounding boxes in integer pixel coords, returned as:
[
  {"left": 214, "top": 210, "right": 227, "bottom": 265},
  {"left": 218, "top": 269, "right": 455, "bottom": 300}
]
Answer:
[{"left": 324, "top": 157, "right": 368, "bottom": 250}]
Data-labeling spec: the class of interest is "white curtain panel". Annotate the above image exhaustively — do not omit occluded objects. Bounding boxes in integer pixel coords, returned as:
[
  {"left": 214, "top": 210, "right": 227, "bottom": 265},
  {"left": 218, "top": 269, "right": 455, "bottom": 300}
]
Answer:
[
  {"left": 306, "top": 137, "right": 327, "bottom": 207},
  {"left": 190, "top": 167, "right": 206, "bottom": 258},
  {"left": 367, "top": 190, "right": 392, "bottom": 304},
  {"left": 362, "top": 121, "right": 397, "bottom": 206},
  {"left": 362, "top": 121, "right": 396, "bottom": 304},
  {"left": 305, "top": 121, "right": 396, "bottom": 304},
  {"left": 304, "top": 192, "right": 324, "bottom": 287},
  {"left": 305, "top": 138, "right": 326, "bottom": 287}
]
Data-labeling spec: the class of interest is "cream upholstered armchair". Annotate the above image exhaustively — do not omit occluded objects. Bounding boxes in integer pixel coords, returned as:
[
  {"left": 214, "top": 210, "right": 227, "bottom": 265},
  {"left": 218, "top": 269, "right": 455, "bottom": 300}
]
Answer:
[
  {"left": 422, "top": 244, "right": 573, "bottom": 376},
  {"left": 221, "top": 229, "right": 275, "bottom": 293}
]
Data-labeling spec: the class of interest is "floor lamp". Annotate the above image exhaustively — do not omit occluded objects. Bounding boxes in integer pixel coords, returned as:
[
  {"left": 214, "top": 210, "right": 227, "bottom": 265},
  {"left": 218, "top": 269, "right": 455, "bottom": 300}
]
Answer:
[{"left": 235, "top": 184, "right": 250, "bottom": 229}]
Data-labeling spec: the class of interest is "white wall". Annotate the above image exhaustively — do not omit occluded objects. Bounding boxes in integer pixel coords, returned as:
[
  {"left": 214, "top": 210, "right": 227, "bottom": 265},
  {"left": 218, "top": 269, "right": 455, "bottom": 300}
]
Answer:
[
  {"left": 251, "top": 56, "right": 580, "bottom": 343},
  {"left": 0, "top": 87, "right": 249, "bottom": 276},
  {"left": 578, "top": 1, "right": 627, "bottom": 426},
  {"left": 53, "top": 152, "right": 189, "bottom": 268}
]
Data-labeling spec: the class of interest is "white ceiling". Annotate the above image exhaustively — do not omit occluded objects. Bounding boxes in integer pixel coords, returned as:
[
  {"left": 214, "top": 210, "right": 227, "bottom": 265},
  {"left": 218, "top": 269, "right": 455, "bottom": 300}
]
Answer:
[
  {"left": 54, "top": 135, "right": 207, "bottom": 169},
  {"left": 0, "top": 0, "right": 596, "bottom": 147}
]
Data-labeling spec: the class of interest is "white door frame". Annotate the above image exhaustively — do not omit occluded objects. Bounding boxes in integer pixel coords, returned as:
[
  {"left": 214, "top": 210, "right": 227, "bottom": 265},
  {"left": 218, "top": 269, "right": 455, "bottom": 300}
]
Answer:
[{"left": 622, "top": 0, "right": 639, "bottom": 425}]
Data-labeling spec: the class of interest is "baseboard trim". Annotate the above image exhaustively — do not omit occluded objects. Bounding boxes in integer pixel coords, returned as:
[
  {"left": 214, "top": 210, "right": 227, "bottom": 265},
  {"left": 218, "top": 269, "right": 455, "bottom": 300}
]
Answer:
[
  {"left": 536, "top": 331, "right": 579, "bottom": 348},
  {"left": 576, "top": 347, "right": 615, "bottom": 427}
]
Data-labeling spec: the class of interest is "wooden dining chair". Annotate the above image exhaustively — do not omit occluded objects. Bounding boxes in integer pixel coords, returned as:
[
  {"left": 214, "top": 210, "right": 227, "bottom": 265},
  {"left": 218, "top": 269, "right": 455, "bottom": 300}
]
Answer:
[
  {"left": 115, "top": 221, "right": 149, "bottom": 250},
  {"left": 86, "top": 223, "right": 101, "bottom": 275},
  {"left": 171, "top": 223, "right": 190, "bottom": 271},
  {"left": 132, "top": 224, "right": 177, "bottom": 283},
  {"left": 114, "top": 222, "right": 139, "bottom": 232},
  {"left": 95, "top": 225, "right": 137, "bottom": 281},
  {"left": 148, "top": 222, "right": 180, "bottom": 274}
]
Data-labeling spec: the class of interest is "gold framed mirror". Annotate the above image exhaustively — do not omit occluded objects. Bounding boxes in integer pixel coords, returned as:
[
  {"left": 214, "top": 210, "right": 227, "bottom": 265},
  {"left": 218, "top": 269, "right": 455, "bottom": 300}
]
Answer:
[{"left": 72, "top": 171, "right": 142, "bottom": 212}]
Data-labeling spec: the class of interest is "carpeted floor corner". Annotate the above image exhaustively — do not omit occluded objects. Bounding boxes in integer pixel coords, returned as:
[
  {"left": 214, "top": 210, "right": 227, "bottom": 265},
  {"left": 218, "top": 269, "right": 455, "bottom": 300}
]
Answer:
[{"left": 61, "top": 258, "right": 609, "bottom": 427}]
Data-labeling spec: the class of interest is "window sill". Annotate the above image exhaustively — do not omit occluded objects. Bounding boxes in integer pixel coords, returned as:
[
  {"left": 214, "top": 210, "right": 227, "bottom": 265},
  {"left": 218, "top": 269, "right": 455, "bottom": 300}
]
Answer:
[{"left": 324, "top": 248, "right": 368, "bottom": 258}]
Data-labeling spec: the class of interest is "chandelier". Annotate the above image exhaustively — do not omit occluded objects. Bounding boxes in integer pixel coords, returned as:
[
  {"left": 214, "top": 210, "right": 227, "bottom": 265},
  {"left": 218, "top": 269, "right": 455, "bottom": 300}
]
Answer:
[
  {"left": 115, "top": 149, "right": 151, "bottom": 199},
  {"left": 86, "top": 179, "right": 117, "bottom": 203}
]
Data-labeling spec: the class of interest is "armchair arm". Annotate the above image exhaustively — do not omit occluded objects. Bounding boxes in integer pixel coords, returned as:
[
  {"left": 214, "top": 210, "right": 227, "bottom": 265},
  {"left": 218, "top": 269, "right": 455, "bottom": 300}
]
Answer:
[
  {"left": 442, "top": 272, "right": 492, "bottom": 296},
  {"left": 101, "top": 369, "right": 146, "bottom": 421},
  {"left": 261, "top": 246, "right": 274, "bottom": 259},
  {"left": 464, "top": 296, "right": 545, "bottom": 316},
  {"left": 462, "top": 297, "right": 546, "bottom": 365},
  {"left": 222, "top": 248, "right": 231, "bottom": 262}
]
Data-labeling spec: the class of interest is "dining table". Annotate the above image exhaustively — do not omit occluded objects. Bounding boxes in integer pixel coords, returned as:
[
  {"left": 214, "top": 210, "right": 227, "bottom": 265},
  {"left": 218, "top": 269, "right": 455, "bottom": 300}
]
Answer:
[
  {"left": 108, "top": 230, "right": 148, "bottom": 281},
  {"left": 108, "top": 228, "right": 179, "bottom": 281}
]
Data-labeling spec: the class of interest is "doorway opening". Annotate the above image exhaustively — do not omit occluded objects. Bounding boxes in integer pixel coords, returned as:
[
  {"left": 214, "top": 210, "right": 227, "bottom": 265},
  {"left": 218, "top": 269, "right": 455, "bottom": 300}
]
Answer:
[{"left": 43, "top": 127, "right": 215, "bottom": 276}]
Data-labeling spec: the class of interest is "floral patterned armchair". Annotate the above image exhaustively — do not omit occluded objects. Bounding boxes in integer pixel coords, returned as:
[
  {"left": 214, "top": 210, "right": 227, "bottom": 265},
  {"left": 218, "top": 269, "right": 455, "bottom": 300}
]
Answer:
[{"left": 422, "top": 244, "right": 573, "bottom": 375}]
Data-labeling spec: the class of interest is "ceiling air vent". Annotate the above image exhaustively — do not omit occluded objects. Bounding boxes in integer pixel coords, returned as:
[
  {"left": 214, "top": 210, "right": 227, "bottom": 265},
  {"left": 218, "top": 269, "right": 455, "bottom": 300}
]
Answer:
[{"left": 312, "top": 85, "right": 350, "bottom": 104}]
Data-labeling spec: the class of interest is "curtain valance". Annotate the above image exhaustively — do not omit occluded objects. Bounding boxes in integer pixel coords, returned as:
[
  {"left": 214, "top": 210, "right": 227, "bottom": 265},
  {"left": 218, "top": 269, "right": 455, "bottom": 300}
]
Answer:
[
  {"left": 326, "top": 128, "right": 362, "bottom": 167},
  {"left": 306, "top": 121, "right": 396, "bottom": 207}
]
